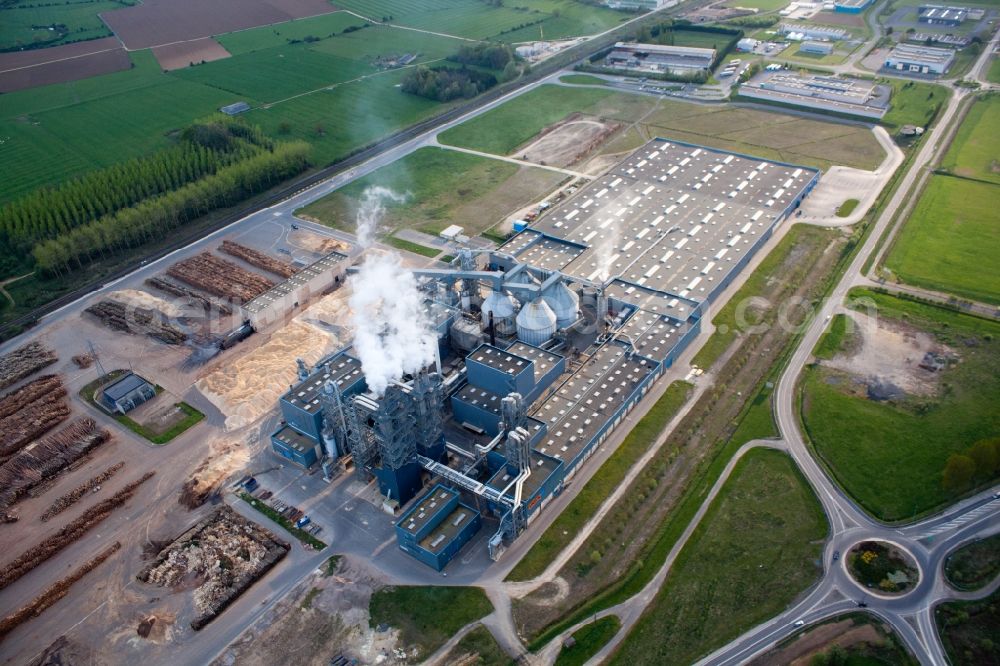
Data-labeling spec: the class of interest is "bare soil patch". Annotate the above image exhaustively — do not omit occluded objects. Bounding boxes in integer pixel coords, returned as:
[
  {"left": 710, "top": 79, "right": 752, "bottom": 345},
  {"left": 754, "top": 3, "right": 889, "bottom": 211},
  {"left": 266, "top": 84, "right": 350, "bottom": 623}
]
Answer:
[
  {"left": 751, "top": 619, "right": 882, "bottom": 666},
  {"left": 515, "top": 115, "right": 621, "bottom": 168},
  {"left": 0, "top": 41, "right": 129, "bottom": 92},
  {"left": 822, "top": 311, "right": 949, "bottom": 397},
  {"left": 812, "top": 10, "right": 865, "bottom": 26},
  {"left": 288, "top": 228, "right": 350, "bottom": 256},
  {"left": 152, "top": 38, "right": 232, "bottom": 71},
  {"left": 102, "top": 0, "right": 341, "bottom": 50}
]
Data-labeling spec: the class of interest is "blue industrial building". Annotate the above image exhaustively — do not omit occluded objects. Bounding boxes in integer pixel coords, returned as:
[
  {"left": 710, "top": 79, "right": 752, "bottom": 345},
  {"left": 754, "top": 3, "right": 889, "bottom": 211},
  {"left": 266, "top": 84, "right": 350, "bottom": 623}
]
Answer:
[
  {"left": 835, "top": 0, "right": 872, "bottom": 13},
  {"left": 395, "top": 484, "right": 483, "bottom": 570},
  {"left": 99, "top": 372, "right": 156, "bottom": 414},
  {"left": 270, "top": 424, "right": 321, "bottom": 468}
]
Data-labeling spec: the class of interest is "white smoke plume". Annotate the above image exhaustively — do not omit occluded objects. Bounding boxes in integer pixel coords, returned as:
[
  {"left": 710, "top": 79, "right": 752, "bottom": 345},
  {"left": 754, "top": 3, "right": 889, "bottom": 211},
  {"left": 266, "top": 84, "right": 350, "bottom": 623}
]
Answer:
[
  {"left": 355, "top": 186, "right": 406, "bottom": 249},
  {"left": 349, "top": 186, "right": 436, "bottom": 396},
  {"left": 595, "top": 220, "right": 621, "bottom": 283}
]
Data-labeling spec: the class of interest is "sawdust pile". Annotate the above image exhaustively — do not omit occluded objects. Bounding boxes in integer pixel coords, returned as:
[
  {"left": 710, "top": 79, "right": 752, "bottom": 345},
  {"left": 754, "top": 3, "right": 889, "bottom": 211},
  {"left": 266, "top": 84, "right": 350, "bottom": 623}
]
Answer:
[
  {"left": 107, "top": 289, "right": 184, "bottom": 318},
  {"left": 288, "top": 228, "right": 350, "bottom": 256},
  {"left": 195, "top": 286, "right": 354, "bottom": 431},
  {"left": 179, "top": 434, "right": 250, "bottom": 509}
]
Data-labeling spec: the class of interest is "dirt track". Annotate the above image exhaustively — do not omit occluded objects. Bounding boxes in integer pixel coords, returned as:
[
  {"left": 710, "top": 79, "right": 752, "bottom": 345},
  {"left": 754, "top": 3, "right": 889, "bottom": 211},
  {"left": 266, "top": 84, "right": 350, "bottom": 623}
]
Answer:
[{"left": 152, "top": 38, "right": 232, "bottom": 71}]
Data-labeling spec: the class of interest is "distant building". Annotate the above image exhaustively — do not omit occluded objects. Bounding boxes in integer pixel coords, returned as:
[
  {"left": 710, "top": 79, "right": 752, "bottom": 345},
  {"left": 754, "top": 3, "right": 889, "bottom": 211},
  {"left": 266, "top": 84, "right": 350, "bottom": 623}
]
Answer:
[
  {"left": 779, "top": 23, "right": 848, "bottom": 41},
  {"left": 909, "top": 32, "right": 970, "bottom": 47},
  {"left": 736, "top": 38, "right": 761, "bottom": 52},
  {"left": 800, "top": 40, "right": 835, "bottom": 55},
  {"left": 99, "top": 372, "right": 156, "bottom": 414},
  {"left": 605, "top": 0, "right": 673, "bottom": 9},
  {"left": 885, "top": 43, "right": 955, "bottom": 74},
  {"left": 219, "top": 101, "right": 250, "bottom": 115},
  {"left": 739, "top": 72, "right": 890, "bottom": 118},
  {"left": 605, "top": 42, "right": 716, "bottom": 75},
  {"left": 918, "top": 4, "right": 968, "bottom": 26},
  {"left": 834, "top": 0, "right": 872, "bottom": 12}
]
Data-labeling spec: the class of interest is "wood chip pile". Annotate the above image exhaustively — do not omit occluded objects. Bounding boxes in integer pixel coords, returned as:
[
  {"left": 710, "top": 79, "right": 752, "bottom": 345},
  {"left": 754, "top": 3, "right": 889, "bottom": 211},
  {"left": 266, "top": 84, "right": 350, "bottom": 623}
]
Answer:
[
  {"left": 145, "top": 276, "right": 233, "bottom": 315},
  {"left": 0, "top": 341, "right": 58, "bottom": 391},
  {"left": 0, "top": 418, "right": 112, "bottom": 519},
  {"left": 84, "top": 299, "right": 188, "bottom": 344},
  {"left": 167, "top": 253, "right": 275, "bottom": 303},
  {"left": 0, "top": 376, "right": 70, "bottom": 462},
  {"left": 0, "top": 541, "right": 121, "bottom": 641},
  {"left": 220, "top": 240, "right": 298, "bottom": 279},
  {"left": 137, "top": 505, "right": 289, "bottom": 630},
  {"left": 0, "top": 471, "right": 153, "bottom": 591},
  {"left": 40, "top": 460, "right": 125, "bottom": 522}
]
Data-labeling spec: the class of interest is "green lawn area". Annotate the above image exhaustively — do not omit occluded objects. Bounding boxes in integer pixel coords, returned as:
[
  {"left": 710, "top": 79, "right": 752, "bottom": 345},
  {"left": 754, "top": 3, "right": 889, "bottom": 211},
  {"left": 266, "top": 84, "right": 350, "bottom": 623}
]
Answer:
[
  {"left": 780, "top": 42, "right": 849, "bottom": 66},
  {"left": 802, "top": 289, "right": 1000, "bottom": 521},
  {"left": 384, "top": 235, "right": 440, "bottom": 257},
  {"left": 442, "top": 84, "right": 885, "bottom": 171},
  {"left": 508, "top": 381, "right": 693, "bottom": 582},
  {"left": 369, "top": 586, "right": 493, "bottom": 659},
  {"left": 556, "top": 616, "right": 622, "bottom": 666},
  {"left": 880, "top": 78, "right": 949, "bottom": 131},
  {"left": 988, "top": 58, "right": 1000, "bottom": 84},
  {"left": 444, "top": 625, "right": 511, "bottom": 666},
  {"left": 945, "top": 533, "right": 1000, "bottom": 591},
  {"left": 836, "top": 198, "right": 860, "bottom": 217},
  {"left": 297, "top": 147, "right": 565, "bottom": 236},
  {"left": 884, "top": 175, "right": 1000, "bottom": 304},
  {"left": 559, "top": 74, "right": 609, "bottom": 86},
  {"left": 609, "top": 449, "right": 828, "bottom": 665},
  {"left": 936, "top": 589, "right": 1000, "bottom": 665},
  {"left": 333, "top": 0, "right": 629, "bottom": 41},
  {"left": 694, "top": 225, "right": 837, "bottom": 369},
  {"left": 939, "top": 94, "right": 1000, "bottom": 186},
  {"left": 813, "top": 313, "right": 855, "bottom": 360},
  {"left": 0, "top": 0, "right": 121, "bottom": 50},
  {"left": 723, "top": 0, "right": 788, "bottom": 9}
]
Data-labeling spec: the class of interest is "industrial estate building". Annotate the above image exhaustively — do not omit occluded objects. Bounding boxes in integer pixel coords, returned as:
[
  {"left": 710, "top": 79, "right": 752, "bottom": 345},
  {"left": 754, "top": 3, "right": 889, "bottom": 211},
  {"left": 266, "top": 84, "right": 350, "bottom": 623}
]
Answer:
[
  {"left": 918, "top": 4, "right": 970, "bottom": 26},
  {"left": 605, "top": 42, "right": 716, "bottom": 75},
  {"left": 739, "top": 72, "right": 891, "bottom": 118},
  {"left": 800, "top": 41, "right": 835, "bottom": 55},
  {"left": 780, "top": 24, "right": 848, "bottom": 41},
  {"left": 98, "top": 372, "right": 156, "bottom": 414},
  {"left": 240, "top": 249, "right": 349, "bottom": 329},
  {"left": 834, "top": 0, "right": 872, "bottom": 13},
  {"left": 884, "top": 43, "right": 955, "bottom": 74},
  {"left": 270, "top": 139, "right": 818, "bottom": 571}
]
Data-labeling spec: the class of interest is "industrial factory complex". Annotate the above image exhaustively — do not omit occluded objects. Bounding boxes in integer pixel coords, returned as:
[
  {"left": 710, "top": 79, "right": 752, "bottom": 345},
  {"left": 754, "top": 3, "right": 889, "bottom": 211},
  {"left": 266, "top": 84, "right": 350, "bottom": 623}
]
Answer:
[{"left": 269, "top": 139, "right": 819, "bottom": 571}]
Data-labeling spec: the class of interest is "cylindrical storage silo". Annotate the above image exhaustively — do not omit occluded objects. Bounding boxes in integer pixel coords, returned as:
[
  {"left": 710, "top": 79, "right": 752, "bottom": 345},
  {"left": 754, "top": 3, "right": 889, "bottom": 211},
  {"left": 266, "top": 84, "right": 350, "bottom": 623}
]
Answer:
[
  {"left": 516, "top": 298, "right": 557, "bottom": 346},
  {"left": 542, "top": 282, "right": 580, "bottom": 329},
  {"left": 482, "top": 290, "right": 518, "bottom": 336}
]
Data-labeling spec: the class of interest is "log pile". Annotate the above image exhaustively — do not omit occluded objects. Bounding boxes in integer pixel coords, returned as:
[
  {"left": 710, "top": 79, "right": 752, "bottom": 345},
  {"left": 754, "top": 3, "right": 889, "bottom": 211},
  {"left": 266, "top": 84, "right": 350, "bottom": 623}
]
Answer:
[
  {"left": 84, "top": 299, "right": 188, "bottom": 345},
  {"left": 219, "top": 240, "right": 298, "bottom": 279},
  {"left": 0, "top": 541, "right": 121, "bottom": 641},
  {"left": 0, "top": 471, "right": 153, "bottom": 591},
  {"left": 0, "top": 379, "right": 70, "bottom": 462},
  {"left": 40, "top": 461, "right": 125, "bottom": 522},
  {"left": 0, "top": 375, "right": 62, "bottom": 419},
  {"left": 137, "top": 505, "right": 289, "bottom": 630},
  {"left": 0, "top": 418, "right": 112, "bottom": 517},
  {"left": 145, "top": 277, "right": 233, "bottom": 316},
  {"left": 167, "top": 253, "right": 275, "bottom": 303},
  {"left": 0, "top": 341, "right": 58, "bottom": 391}
]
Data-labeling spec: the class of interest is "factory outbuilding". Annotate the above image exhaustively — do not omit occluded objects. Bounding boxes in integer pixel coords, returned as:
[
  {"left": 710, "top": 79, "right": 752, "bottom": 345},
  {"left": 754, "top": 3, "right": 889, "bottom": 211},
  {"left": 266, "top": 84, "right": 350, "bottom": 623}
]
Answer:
[
  {"left": 605, "top": 42, "right": 716, "bottom": 75},
  {"left": 800, "top": 41, "right": 834, "bottom": 55},
  {"left": 885, "top": 43, "right": 955, "bottom": 74},
  {"left": 99, "top": 372, "right": 156, "bottom": 414},
  {"left": 395, "top": 485, "right": 483, "bottom": 571},
  {"left": 241, "top": 250, "right": 348, "bottom": 330}
]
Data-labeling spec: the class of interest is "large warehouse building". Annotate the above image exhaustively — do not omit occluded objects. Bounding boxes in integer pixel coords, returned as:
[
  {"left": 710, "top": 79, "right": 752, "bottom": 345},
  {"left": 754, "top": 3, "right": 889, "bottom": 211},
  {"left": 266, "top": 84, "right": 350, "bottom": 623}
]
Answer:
[
  {"left": 739, "top": 72, "right": 891, "bottom": 118},
  {"left": 884, "top": 43, "right": 955, "bottom": 74},
  {"left": 274, "top": 139, "right": 819, "bottom": 571},
  {"left": 605, "top": 42, "right": 716, "bottom": 75}
]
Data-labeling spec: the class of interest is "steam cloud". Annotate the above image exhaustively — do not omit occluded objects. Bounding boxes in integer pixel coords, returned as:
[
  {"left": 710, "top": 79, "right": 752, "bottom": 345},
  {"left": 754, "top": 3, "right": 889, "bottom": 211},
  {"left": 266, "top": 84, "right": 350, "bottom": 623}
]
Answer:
[
  {"left": 595, "top": 221, "right": 621, "bottom": 283},
  {"left": 349, "top": 186, "right": 436, "bottom": 396}
]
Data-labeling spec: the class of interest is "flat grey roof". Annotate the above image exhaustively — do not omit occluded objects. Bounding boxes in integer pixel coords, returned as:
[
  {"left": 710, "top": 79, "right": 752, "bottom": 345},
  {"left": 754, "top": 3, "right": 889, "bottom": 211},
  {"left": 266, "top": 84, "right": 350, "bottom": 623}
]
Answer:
[
  {"left": 420, "top": 504, "right": 476, "bottom": 554},
  {"left": 525, "top": 139, "right": 816, "bottom": 306},
  {"left": 243, "top": 250, "right": 347, "bottom": 315},
  {"left": 272, "top": 423, "right": 316, "bottom": 453},
  {"left": 455, "top": 383, "right": 504, "bottom": 416},
  {"left": 401, "top": 486, "right": 457, "bottom": 535},
  {"left": 283, "top": 354, "right": 363, "bottom": 414},
  {"left": 488, "top": 451, "right": 561, "bottom": 500},
  {"left": 468, "top": 344, "right": 533, "bottom": 377},
  {"left": 505, "top": 341, "right": 563, "bottom": 384},
  {"left": 102, "top": 372, "right": 152, "bottom": 401}
]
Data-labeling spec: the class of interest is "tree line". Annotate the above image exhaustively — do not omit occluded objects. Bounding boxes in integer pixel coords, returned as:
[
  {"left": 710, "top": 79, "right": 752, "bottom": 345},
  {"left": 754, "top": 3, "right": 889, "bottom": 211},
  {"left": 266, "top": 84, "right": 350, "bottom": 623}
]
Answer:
[
  {"left": 447, "top": 43, "right": 515, "bottom": 70},
  {"left": 401, "top": 65, "right": 498, "bottom": 102},
  {"left": 32, "top": 140, "right": 311, "bottom": 275},
  {"left": 0, "top": 117, "right": 271, "bottom": 256}
]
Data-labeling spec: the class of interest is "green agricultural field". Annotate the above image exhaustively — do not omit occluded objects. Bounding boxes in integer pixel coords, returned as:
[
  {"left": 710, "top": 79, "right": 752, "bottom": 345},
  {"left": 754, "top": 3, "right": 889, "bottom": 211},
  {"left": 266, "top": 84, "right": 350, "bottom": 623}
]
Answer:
[
  {"left": 609, "top": 449, "right": 827, "bottom": 665},
  {"left": 334, "top": 0, "right": 629, "bottom": 41},
  {"left": 885, "top": 175, "right": 1000, "bottom": 304},
  {"left": 803, "top": 289, "right": 1000, "bottom": 521},
  {"left": 369, "top": 586, "right": 493, "bottom": 659},
  {"left": 0, "top": 0, "right": 124, "bottom": 51},
  {"left": 297, "top": 147, "right": 565, "bottom": 236},
  {"left": 723, "top": 0, "right": 788, "bottom": 10},
  {"left": 940, "top": 94, "right": 1000, "bottom": 185},
  {"left": 440, "top": 84, "right": 885, "bottom": 171},
  {"left": 214, "top": 12, "right": 366, "bottom": 54}
]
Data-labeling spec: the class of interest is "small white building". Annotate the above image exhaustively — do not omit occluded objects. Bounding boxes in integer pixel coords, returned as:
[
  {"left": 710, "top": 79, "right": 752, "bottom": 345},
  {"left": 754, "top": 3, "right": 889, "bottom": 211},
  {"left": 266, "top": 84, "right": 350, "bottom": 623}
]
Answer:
[
  {"left": 736, "top": 38, "right": 760, "bottom": 52},
  {"left": 440, "top": 225, "right": 464, "bottom": 241}
]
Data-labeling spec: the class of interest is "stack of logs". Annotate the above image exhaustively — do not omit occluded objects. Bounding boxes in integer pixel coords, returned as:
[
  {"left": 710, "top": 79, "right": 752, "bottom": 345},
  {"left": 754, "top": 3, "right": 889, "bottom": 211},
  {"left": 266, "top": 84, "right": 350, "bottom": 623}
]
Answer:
[
  {"left": 167, "top": 253, "right": 274, "bottom": 303},
  {"left": 84, "top": 299, "right": 187, "bottom": 345},
  {"left": 220, "top": 240, "right": 298, "bottom": 279},
  {"left": 0, "top": 341, "right": 57, "bottom": 391},
  {"left": 0, "top": 375, "right": 70, "bottom": 463},
  {"left": 145, "top": 276, "right": 233, "bottom": 315},
  {"left": 40, "top": 461, "right": 125, "bottom": 522}
]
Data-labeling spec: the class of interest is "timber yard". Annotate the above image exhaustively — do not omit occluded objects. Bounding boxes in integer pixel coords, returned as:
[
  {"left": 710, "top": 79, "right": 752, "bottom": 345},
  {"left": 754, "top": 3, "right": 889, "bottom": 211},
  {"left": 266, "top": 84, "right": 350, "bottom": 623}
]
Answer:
[{"left": 0, "top": 1, "right": 999, "bottom": 665}]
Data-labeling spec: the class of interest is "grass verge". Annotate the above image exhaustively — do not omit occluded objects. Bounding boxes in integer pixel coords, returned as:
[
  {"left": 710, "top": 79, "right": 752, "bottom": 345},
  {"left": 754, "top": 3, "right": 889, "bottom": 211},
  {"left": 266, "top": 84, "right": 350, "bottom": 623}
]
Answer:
[
  {"left": 507, "top": 381, "right": 693, "bottom": 582},
  {"left": 239, "top": 492, "right": 327, "bottom": 550},
  {"left": 812, "top": 313, "right": 855, "bottom": 360},
  {"left": 444, "top": 625, "right": 512, "bottom": 666},
  {"left": 556, "top": 616, "right": 622, "bottom": 666},
  {"left": 369, "top": 586, "right": 493, "bottom": 659},
  {"left": 608, "top": 449, "right": 828, "bottom": 665},
  {"left": 559, "top": 74, "right": 610, "bottom": 86},
  {"left": 836, "top": 198, "right": 860, "bottom": 217},
  {"left": 384, "top": 235, "right": 441, "bottom": 258},
  {"left": 945, "top": 533, "right": 1000, "bottom": 592},
  {"left": 936, "top": 588, "right": 1000, "bottom": 665}
]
